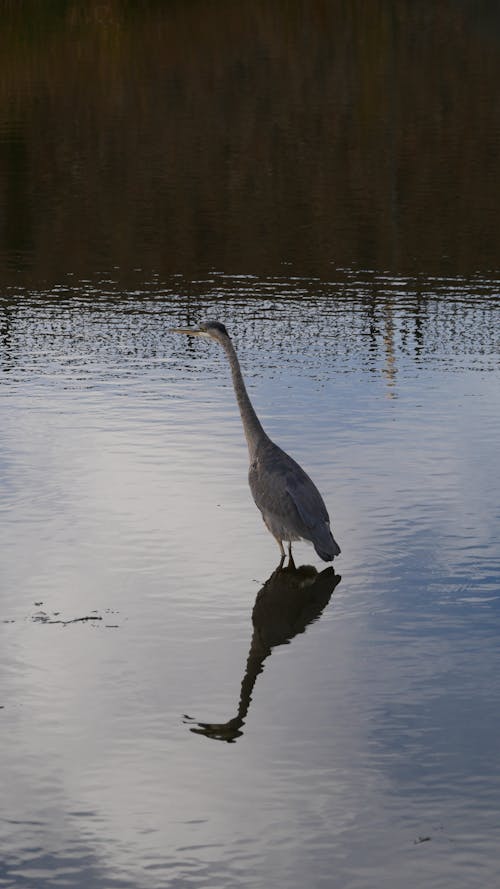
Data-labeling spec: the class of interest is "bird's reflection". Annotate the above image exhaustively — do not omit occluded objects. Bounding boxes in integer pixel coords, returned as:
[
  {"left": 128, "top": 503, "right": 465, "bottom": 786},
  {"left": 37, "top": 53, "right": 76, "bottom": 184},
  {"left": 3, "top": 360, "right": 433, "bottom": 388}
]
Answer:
[{"left": 184, "top": 563, "right": 341, "bottom": 743}]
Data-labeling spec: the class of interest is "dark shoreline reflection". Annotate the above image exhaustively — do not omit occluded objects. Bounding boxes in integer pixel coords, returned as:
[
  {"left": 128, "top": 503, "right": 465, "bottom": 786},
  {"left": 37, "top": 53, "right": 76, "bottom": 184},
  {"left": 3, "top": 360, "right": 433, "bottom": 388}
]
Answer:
[
  {"left": 2, "top": 2, "right": 500, "bottom": 280},
  {"left": 185, "top": 564, "right": 341, "bottom": 743}
]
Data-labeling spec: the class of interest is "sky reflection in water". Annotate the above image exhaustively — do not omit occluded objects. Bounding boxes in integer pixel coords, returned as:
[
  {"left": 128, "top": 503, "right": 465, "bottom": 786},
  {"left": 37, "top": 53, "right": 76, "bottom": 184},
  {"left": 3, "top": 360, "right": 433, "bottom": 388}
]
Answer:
[{"left": 1, "top": 275, "right": 500, "bottom": 888}]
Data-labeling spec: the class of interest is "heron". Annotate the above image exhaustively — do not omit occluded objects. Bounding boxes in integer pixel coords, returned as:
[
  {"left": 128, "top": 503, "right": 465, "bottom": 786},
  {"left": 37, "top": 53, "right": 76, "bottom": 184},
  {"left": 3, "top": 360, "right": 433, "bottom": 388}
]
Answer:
[{"left": 170, "top": 321, "right": 341, "bottom": 565}]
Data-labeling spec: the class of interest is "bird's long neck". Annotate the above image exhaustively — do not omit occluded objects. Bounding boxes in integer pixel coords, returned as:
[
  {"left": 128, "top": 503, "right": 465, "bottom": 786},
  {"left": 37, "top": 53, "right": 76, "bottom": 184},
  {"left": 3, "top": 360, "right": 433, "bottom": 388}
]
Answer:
[{"left": 220, "top": 336, "right": 268, "bottom": 459}]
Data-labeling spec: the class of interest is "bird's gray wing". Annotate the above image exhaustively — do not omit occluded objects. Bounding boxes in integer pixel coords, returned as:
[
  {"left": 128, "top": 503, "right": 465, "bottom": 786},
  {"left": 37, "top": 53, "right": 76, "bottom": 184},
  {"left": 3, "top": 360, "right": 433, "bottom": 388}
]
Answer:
[
  {"left": 249, "top": 446, "right": 335, "bottom": 552},
  {"left": 286, "top": 469, "right": 340, "bottom": 559},
  {"left": 285, "top": 470, "right": 330, "bottom": 534}
]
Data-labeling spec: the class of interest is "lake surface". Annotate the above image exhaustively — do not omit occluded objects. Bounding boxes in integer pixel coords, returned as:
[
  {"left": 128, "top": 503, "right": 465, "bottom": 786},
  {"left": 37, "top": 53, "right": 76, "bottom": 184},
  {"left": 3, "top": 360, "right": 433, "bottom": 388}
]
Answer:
[
  {"left": 1, "top": 274, "right": 500, "bottom": 889},
  {"left": 1, "top": 3, "right": 500, "bottom": 888}
]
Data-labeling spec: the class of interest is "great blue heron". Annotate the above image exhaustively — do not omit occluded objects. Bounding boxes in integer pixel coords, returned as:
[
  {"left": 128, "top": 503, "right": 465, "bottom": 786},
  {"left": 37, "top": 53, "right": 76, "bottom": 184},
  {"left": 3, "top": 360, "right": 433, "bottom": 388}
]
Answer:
[{"left": 170, "top": 321, "right": 341, "bottom": 564}]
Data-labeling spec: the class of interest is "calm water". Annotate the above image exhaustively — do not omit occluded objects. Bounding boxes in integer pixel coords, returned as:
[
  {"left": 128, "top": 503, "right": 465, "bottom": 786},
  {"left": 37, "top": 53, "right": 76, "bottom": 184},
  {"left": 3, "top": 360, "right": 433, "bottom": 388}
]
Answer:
[
  {"left": 2, "top": 3, "right": 500, "bottom": 888},
  {"left": 1, "top": 275, "right": 500, "bottom": 889}
]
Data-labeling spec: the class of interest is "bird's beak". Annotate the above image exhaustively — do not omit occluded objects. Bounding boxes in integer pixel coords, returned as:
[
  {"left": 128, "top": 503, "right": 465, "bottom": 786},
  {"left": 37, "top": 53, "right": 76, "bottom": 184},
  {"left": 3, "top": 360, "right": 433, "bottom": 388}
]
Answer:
[{"left": 169, "top": 327, "right": 203, "bottom": 336}]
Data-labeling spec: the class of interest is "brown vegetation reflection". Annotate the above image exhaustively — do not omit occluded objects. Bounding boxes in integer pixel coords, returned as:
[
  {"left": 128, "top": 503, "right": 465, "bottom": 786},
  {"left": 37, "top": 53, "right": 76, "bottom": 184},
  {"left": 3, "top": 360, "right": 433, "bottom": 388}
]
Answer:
[
  {"left": 1, "top": 1, "right": 500, "bottom": 283},
  {"left": 184, "top": 564, "right": 341, "bottom": 743}
]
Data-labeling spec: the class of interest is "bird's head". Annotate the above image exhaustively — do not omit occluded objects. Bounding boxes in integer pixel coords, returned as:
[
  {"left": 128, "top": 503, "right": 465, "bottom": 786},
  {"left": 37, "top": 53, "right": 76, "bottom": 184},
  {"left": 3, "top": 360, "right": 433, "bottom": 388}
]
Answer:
[{"left": 169, "top": 320, "right": 230, "bottom": 342}]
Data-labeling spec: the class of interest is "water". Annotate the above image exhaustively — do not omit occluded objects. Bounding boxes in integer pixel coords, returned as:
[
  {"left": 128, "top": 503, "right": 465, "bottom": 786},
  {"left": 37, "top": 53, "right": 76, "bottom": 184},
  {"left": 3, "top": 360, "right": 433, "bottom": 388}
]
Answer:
[
  {"left": 1, "top": 275, "right": 499, "bottom": 889},
  {"left": 2, "top": 3, "right": 500, "bottom": 887},
  {"left": 2, "top": 3, "right": 500, "bottom": 281}
]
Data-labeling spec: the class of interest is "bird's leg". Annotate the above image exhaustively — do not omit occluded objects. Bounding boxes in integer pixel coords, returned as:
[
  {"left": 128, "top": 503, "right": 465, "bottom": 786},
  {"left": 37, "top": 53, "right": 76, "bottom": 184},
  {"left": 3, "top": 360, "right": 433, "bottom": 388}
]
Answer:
[
  {"left": 276, "top": 538, "right": 286, "bottom": 567},
  {"left": 287, "top": 542, "right": 295, "bottom": 569}
]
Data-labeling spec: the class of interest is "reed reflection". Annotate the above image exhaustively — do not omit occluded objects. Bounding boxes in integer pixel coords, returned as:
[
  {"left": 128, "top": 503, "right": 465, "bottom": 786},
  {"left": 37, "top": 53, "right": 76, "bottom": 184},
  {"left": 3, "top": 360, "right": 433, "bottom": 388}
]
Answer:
[
  {"left": 185, "top": 563, "right": 341, "bottom": 743},
  {"left": 2, "top": 2, "right": 500, "bottom": 280}
]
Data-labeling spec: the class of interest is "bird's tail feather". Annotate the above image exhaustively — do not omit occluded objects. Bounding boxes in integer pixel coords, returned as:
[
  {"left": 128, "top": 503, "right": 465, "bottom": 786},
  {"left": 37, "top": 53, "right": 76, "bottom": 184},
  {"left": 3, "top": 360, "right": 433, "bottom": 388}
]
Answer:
[{"left": 314, "top": 528, "right": 341, "bottom": 562}]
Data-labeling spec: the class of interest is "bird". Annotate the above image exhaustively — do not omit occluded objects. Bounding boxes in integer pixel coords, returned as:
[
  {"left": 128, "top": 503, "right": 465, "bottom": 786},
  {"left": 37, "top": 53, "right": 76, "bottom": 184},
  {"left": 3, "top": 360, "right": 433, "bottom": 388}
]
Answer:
[{"left": 170, "top": 320, "right": 341, "bottom": 565}]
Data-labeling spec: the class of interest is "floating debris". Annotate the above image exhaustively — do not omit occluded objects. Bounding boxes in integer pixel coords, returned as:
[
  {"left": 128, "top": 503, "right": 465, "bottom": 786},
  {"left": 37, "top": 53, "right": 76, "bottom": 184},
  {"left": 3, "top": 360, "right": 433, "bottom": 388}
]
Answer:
[
  {"left": 32, "top": 611, "right": 103, "bottom": 626},
  {"left": 30, "top": 605, "right": 120, "bottom": 627}
]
